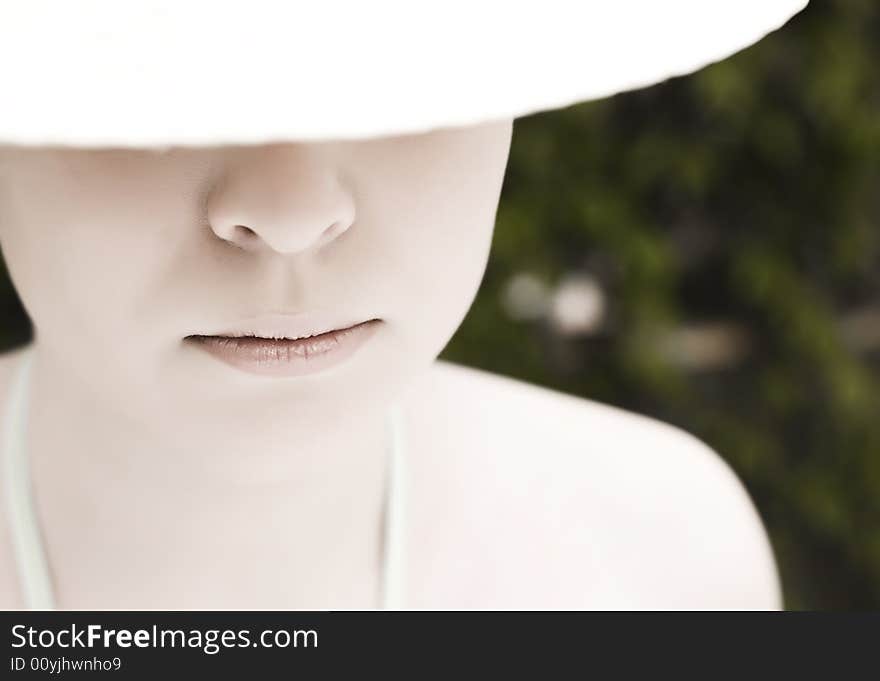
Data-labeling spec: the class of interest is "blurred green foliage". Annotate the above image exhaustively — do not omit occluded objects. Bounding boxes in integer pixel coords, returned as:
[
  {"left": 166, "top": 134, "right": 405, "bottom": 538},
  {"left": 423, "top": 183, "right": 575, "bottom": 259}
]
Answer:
[
  {"left": 0, "top": 0, "right": 876, "bottom": 609},
  {"left": 444, "top": 0, "right": 880, "bottom": 609}
]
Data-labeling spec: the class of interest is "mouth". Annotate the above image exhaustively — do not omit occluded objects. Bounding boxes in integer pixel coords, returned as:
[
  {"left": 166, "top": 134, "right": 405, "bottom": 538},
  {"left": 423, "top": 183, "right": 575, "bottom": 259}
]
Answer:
[
  {"left": 183, "top": 317, "right": 383, "bottom": 377},
  {"left": 193, "top": 311, "right": 378, "bottom": 340},
  {"left": 188, "top": 323, "right": 371, "bottom": 342}
]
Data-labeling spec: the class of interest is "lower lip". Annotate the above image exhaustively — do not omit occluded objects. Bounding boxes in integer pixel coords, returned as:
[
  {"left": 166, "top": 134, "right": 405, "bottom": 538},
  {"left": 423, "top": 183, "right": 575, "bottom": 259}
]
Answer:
[{"left": 184, "top": 319, "right": 382, "bottom": 377}]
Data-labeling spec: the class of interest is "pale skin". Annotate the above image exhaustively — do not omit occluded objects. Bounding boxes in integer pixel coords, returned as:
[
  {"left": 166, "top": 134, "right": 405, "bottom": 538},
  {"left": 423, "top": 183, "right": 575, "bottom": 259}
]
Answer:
[{"left": 0, "top": 120, "right": 782, "bottom": 609}]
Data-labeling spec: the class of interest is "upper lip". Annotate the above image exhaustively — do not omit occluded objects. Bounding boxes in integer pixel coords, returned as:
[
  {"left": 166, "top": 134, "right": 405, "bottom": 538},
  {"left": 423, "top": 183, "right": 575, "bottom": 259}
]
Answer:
[{"left": 188, "top": 312, "right": 376, "bottom": 341}]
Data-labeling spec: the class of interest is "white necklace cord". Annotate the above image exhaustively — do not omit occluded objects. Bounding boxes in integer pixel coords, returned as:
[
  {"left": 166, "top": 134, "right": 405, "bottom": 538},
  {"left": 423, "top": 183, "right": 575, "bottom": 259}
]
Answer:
[
  {"left": 380, "top": 401, "right": 406, "bottom": 611},
  {"left": 3, "top": 347, "right": 406, "bottom": 610},
  {"left": 2, "top": 348, "right": 52, "bottom": 609}
]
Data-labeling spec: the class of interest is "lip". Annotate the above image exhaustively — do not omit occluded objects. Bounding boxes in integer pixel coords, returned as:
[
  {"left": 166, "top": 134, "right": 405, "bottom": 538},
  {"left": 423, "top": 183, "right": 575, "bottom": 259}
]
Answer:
[
  {"left": 184, "top": 315, "right": 382, "bottom": 378},
  {"left": 198, "top": 311, "right": 377, "bottom": 341}
]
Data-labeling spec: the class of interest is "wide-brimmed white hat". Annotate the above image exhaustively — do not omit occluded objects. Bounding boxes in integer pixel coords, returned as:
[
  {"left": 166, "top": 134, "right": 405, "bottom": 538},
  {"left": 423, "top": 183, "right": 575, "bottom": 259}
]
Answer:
[{"left": 0, "top": 0, "right": 808, "bottom": 148}]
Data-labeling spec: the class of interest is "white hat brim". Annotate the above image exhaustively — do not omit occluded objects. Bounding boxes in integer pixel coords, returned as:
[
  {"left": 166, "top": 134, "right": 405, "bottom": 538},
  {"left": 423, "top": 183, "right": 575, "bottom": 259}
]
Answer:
[{"left": 0, "top": 0, "right": 808, "bottom": 148}]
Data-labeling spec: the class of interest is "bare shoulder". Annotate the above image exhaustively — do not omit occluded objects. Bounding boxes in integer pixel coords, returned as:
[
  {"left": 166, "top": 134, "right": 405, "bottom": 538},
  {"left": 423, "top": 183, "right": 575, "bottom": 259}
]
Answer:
[
  {"left": 0, "top": 345, "right": 31, "bottom": 609},
  {"left": 403, "top": 359, "right": 781, "bottom": 609}
]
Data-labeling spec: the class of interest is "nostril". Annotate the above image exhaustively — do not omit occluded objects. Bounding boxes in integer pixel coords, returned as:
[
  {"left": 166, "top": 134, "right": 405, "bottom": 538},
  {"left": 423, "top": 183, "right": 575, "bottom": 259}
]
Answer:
[
  {"left": 320, "top": 220, "right": 348, "bottom": 245},
  {"left": 221, "top": 220, "right": 348, "bottom": 253},
  {"left": 234, "top": 224, "right": 258, "bottom": 241}
]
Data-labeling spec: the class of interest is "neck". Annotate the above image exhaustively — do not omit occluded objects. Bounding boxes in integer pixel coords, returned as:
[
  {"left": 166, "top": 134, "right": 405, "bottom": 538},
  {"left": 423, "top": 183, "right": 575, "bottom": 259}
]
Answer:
[{"left": 14, "top": 342, "right": 398, "bottom": 608}]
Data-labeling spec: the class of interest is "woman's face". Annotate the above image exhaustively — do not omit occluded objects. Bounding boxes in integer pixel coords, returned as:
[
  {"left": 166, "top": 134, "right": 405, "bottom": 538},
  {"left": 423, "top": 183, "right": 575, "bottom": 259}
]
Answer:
[{"left": 0, "top": 120, "right": 513, "bottom": 429}]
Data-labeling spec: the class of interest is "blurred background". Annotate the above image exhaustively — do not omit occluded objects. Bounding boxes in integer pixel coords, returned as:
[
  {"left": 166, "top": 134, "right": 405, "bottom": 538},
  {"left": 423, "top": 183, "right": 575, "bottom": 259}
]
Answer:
[
  {"left": 1, "top": 0, "right": 877, "bottom": 609},
  {"left": 443, "top": 0, "right": 880, "bottom": 610}
]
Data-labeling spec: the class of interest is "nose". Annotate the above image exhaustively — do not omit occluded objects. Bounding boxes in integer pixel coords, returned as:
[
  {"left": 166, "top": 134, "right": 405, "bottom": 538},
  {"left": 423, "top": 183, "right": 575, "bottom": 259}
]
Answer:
[{"left": 205, "top": 143, "right": 356, "bottom": 256}]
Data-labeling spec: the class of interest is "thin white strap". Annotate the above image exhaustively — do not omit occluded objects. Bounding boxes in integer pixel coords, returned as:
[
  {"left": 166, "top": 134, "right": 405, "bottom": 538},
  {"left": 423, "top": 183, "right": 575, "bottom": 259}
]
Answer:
[
  {"left": 2, "top": 348, "right": 55, "bottom": 609},
  {"left": 380, "top": 402, "right": 406, "bottom": 610}
]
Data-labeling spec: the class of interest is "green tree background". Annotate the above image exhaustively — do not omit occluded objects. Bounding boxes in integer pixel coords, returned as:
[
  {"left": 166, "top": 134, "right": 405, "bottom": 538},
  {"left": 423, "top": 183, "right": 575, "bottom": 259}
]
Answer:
[{"left": 1, "top": 0, "right": 876, "bottom": 609}]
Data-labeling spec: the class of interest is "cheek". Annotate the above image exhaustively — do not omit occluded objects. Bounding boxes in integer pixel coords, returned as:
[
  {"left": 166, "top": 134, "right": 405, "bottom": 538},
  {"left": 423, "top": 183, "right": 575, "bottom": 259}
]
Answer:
[
  {"left": 0, "top": 182, "right": 180, "bottom": 355},
  {"left": 407, "top": 195, "right": 496, "bottom": 323},
  {"left": 359, "top": 146, "right": 504, "bottom": 360},
  {"left": 5, "top": 219, "right": 158, "bottom": 348},
  {"left": 0, "top": 153, "right": 214, "bottom": 359}
]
